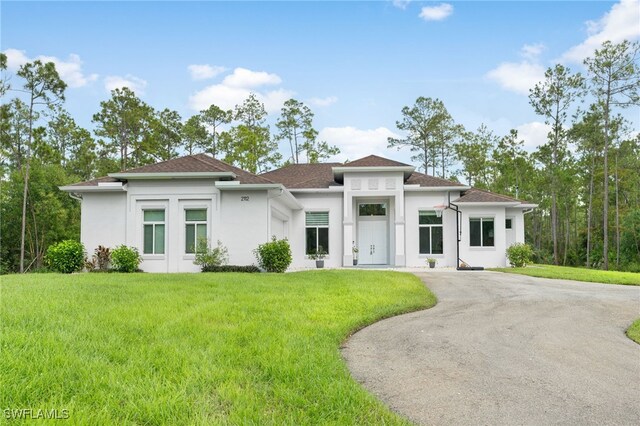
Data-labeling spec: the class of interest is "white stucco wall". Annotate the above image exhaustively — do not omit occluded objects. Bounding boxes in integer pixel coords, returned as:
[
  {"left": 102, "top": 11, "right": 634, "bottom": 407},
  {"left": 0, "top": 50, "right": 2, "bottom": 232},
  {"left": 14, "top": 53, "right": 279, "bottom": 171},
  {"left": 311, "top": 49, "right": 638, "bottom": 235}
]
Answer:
[
  {"left": 219, "top": 190, "right": 270, "bottom": 266},
  {"left": 80, "top": 192, "right": 127, "bottom": 256},
  {"left": 404, "top": 191, "right": 459, "bottom": 267},
  {"left": 289, "top": 192, "right": 343, "bottom": 268},
  {"left": 458, "top": 205, "right": 508, "bottom": 268}
]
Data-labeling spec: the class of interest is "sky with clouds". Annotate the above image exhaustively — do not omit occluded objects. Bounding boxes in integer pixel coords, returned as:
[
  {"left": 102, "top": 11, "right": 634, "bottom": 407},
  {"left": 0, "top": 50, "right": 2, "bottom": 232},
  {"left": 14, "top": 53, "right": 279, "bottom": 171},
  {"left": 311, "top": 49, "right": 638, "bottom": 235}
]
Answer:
[{"left": 2, "top": 0, "right": 639, "bottom": 166}]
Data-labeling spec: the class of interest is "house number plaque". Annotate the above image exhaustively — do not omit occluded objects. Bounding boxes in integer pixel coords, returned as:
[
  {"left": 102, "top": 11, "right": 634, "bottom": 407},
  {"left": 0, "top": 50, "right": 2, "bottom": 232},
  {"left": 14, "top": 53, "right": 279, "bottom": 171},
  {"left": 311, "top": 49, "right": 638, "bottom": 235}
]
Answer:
[{"left": 241, "top": 196, "right": 250, "bottom": 202}]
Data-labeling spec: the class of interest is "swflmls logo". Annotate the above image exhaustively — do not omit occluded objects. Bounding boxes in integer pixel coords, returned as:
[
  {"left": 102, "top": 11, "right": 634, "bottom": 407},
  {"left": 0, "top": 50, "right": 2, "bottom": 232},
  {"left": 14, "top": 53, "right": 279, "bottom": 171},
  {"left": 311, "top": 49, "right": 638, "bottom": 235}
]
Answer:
[{"left": 3, "top": 408, "right": 70, "bottom": 420}]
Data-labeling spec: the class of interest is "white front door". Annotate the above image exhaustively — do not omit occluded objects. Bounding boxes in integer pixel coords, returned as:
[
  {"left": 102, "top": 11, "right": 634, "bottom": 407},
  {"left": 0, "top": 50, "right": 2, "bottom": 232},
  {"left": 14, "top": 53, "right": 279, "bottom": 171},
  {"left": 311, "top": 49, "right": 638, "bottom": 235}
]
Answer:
[{"left": 358, "top": 220, "right": 388, "bottom": 265}]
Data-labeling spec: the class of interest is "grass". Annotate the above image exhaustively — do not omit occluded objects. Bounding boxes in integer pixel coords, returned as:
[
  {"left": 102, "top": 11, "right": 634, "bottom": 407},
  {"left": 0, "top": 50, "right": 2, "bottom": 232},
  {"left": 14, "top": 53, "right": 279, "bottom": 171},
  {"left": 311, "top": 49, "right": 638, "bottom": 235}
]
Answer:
[
  {"left": 627, "top": 319, "right": 640, "bottom": 345},
  {"left": 490, "top": 264, "right": 640, "bottom": 286},
  {"left": 0, "top": 270, "right": 435, "bottom": 424}
]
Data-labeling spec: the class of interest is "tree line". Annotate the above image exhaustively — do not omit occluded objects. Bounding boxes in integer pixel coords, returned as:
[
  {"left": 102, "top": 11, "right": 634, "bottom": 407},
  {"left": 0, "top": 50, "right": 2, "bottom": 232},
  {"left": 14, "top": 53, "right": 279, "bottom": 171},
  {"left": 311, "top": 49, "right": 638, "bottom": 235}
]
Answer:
[
  {"left": 0, "top": 54, "right": 339, "bottom": 272},
  {"left": 1, "top": 39, "right": 638, "bottom": 273},
  {"left": 388, "top": 40, "right": 639, "bottom": 271}
]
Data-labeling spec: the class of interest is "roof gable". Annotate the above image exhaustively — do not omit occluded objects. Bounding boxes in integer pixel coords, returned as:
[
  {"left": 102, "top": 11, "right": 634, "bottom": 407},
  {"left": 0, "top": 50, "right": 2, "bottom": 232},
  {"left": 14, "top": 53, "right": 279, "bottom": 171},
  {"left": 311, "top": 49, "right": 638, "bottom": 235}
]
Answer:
[{"left": 342, "top": 155, "right": 412, "bottom": 167}]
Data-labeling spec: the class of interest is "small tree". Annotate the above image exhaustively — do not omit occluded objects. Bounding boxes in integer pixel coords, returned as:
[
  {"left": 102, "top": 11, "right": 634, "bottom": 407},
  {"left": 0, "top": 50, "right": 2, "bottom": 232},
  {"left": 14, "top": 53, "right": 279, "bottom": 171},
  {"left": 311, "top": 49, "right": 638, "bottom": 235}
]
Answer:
[
  {"left": 254, "top": 237, "right": 292, "bottom": 273},
  {"left": 194, "top": 239, "right": 229, "bottom": 271}
]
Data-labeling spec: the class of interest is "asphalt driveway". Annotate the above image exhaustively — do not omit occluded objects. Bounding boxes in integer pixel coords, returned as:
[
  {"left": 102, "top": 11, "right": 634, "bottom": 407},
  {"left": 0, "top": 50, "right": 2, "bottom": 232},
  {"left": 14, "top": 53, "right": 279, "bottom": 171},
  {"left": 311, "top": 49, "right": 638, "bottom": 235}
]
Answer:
[{"left": 342, "top": 271, "right": 640, "bottom": 425}]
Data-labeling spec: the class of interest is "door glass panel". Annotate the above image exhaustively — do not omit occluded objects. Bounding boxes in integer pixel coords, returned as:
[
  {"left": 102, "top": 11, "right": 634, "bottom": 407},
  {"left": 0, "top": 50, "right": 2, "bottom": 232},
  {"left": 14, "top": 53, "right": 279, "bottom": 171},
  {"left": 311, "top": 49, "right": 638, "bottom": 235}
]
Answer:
[
  {"left": 505, "top": 218, "right": 512, "bottom": 229},
  {"left": 155, "top": 224, "right": 165, "bottom": 254},
  {"left": 358, "top": 203, "right": 386, "bottom": 216},
  {"left": 419, "top": 227, "right": 431, "bottom": 254},
  {"left": 318, "top": 228, "right": 329, "bottom": 254},
  {"left": 305, "top": 227, "right": 317, "bottom": 254},
  {"left": 185, "top": 224, "right": 195, "bottom": 253},
  {"left": 482, "top": 219, "right": 494, "bottom": 246},
  {"left": 144, "top": 210, "right": 165, "bottom": 222},
  {"left": 144, "top": 225, "right": 154, "bottom": 254},
  {"left": 419, "top": 211, "right": 442, "bottom": 225},
  {"left": 186, "top": 209, "right": 206, "bottom": 221},
  {"left": 470, "top": 219, "right": 481, "bottom": 246},
  {"left": 432, "top": 226, "right": 443, "bottom": 254}
]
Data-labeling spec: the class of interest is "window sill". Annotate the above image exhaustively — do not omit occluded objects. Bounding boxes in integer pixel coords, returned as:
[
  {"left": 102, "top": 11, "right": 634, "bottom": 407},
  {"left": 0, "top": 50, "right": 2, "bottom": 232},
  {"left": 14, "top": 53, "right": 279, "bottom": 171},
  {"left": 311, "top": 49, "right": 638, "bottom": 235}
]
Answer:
[
  {"left": 142, "top": 255, "right": 166, "bottom": 260},
  {"left": 469, "top": 247, "right": 496, "bottom": 251}
]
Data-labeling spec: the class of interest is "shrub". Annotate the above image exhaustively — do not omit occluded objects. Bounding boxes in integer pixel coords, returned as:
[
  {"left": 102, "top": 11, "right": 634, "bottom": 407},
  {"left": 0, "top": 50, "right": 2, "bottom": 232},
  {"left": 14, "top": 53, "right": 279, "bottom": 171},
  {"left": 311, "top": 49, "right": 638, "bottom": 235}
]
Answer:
[
  {"left": 202, "top": 265, "right": 261, "bottom": 273},
  {"left": 194, "top": 239, "right": 229, "bottom": 270},
  {"left": 506, "top": 243, "right": 534, "bottom": 268},
  {"left": 254, "top": 237, "right": 292, "bottom": 273},
  {"left": 111, "top": 245, "right": 142, "bottom": 273},
  {"left": 86, "top": 245, "right": 111, "bottom": 271},
  {"left": 45, "top": 240, "right": 86, "bottom": 273}
]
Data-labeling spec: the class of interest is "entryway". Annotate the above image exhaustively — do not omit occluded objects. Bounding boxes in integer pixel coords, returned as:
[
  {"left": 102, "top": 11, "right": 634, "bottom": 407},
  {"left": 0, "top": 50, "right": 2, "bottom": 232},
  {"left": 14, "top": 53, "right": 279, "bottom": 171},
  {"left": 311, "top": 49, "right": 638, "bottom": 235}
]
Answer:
[{"left": 357, "top": 201, "right": 388, "bottom": 265}]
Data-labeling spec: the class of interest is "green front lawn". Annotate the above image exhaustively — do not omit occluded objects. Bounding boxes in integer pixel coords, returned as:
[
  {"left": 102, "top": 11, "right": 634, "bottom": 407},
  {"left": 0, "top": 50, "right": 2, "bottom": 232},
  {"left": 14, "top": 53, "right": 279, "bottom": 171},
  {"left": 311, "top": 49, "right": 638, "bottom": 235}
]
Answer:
[
  {"left": 627, "top": 319, "right": 640, "bottom": 345},
  {"left": 1, "top": 270, "right": 434, "bottom": 424},
  {"left": 490, "top": 264, "right": 640, "bottom": 286}
]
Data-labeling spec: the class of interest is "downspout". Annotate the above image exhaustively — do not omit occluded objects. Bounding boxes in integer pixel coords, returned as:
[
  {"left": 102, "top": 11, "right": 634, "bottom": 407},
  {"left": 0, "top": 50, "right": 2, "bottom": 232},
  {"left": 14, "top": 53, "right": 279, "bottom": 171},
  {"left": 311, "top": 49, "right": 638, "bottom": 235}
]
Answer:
[{"left": 68, "top": 192, "right": 83, "bottom": 202}]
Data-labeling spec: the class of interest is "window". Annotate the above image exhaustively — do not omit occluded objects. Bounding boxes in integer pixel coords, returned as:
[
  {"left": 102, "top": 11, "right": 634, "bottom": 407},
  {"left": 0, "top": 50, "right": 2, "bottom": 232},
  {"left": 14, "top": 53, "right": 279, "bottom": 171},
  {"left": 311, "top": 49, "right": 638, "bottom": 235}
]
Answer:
[
  {"left": 470, "top": 218, "right": 494, "bottom": 247},
  {"left": 505, "top": 218, "right": 513, "bottom": 229},
  {"left": 185, "top": 209, "right": 207, "bottom": 254},
  {"left": 419, "top": 211, "right": 443, "bottom": 255},
  {"left": 306, "top": 212, "right": 329, "bottom": 255},
  {"left": 143, "top": 209, "right": 165, "bottom": 254},
  {"left": 359, "top": 203, "right": 387, "bottom": 216}
]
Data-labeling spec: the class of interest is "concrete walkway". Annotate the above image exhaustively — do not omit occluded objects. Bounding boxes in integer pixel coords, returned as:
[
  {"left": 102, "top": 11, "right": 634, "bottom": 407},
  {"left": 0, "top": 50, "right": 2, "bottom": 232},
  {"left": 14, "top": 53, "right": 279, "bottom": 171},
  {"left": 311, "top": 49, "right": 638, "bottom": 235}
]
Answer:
[{"left": 342, "top": 271, "right": 640, "bottom": 425}]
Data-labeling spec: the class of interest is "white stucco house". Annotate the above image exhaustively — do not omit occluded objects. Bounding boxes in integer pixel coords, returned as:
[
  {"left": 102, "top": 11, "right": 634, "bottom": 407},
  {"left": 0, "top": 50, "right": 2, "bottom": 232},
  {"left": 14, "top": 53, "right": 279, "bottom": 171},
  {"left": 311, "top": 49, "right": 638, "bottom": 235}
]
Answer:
[{"left": 60, "top": 154, "right": 536, "bottom": 272}]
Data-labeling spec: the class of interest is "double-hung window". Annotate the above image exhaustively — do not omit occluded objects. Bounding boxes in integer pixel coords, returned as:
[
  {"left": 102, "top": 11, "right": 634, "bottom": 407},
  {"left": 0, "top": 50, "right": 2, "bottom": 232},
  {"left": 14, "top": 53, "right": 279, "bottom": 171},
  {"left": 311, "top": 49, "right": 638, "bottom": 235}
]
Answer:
[
  {"left": 306, "top": 211, "right": 329, "bottom": 255},
  {"left": 470, "top": 217, "right": 494, "bottom": 247},
  {"left": 143, "top": 209, "right": 165, "bottom": 254},
  {"left": 185, "top": 209, "right": 207, "bottom": 254},
  {"left": 419, "top": 211, "right": 443, "bottom": 254}
]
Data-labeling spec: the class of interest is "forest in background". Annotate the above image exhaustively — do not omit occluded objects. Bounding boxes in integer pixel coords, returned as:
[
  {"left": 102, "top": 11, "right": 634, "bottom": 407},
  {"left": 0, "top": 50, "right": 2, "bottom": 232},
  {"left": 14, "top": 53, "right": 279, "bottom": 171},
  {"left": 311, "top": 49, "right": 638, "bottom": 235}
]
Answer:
[{"left": 1, "top": 40, "right": 638, "bottom": 273}]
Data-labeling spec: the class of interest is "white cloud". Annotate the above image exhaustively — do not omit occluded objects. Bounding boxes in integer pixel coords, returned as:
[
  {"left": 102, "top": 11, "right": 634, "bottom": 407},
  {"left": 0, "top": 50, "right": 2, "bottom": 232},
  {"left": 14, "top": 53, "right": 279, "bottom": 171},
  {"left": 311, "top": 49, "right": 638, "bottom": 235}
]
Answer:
[
  {"left": 486, "top": 61, "right": 545, "bottom": 95},
  {"left": 3, "top": 48, "right": 98, "bottom": 88},
  {"left": 562, "top": 0, "right": 640, "bottom": 62},
  {"left": 392, "top": 0, "right": 411, "bottom": 10},
  {"left": 104, "top": 75, "right": 148, "bottom": 94},
  {"left": 308, "top": 96, "right": 338, "bottom": 107},
  {"left": 187, "top": 64, "right": 226, "bottom": 81},
  {"left": 515, "top": 121, "right": 551, "bottom": 151},
  {"left": 520, "top": 43, "right": 545, "bottom": 60},
  {"left": 222, "top": 67, "right": 281, "bottom": 88},
  {"left": 318, "top": 126, "right": 400, "bottom": 162},
  {"left": 419, "top": 3, "right": 453, "bottom": 21},
  {"left": 188, "top": 67, "right": 292, "bottom": 113}
]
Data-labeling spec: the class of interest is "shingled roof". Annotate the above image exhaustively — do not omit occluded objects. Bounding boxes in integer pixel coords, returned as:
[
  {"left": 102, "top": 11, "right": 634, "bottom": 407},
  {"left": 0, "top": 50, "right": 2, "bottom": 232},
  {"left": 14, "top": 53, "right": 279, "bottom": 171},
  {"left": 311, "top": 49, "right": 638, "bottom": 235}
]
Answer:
[
  {"left": 260, "top": 163, "right": 342, "bottom": 188},
  {"left": 406, "top": 171, "right": 466, "bottom": 187},
  {"left": 68, "top": 154, "right": 274, "bottom": 186},
  {"left": 342, "top": 155, "right": 412, "bottom": 167},
  {"left": 454, "top": 188, "right": 531, "bottom": 204}
]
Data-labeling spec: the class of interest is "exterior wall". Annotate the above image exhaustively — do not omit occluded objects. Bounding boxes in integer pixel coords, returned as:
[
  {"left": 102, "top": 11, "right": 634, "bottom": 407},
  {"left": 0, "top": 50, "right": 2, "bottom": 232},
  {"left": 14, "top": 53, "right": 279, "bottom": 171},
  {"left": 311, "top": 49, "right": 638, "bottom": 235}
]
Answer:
[
  {"left": 506, "top": 208, "right": 526, "bottom": 245},
  {"left": 80, "top": 192, "right": 127, "bottom": 256},
  {"left": 404, "top": 191, "right": 459, "bottom": 267},
  {"left": 289, "top": 192, "right": 343, "bottom": 268},
  {"left": 125, "top": 179, "right": 218, "bottom": 272},
  {"left": 343, "top": 171, "right": 406, "bottom": 266},
  {"left": 458, "top": 205, "right": 508, "bottom": 268},
  {"left": 219, "top": 190, "right": 269, "bottom": 266}
]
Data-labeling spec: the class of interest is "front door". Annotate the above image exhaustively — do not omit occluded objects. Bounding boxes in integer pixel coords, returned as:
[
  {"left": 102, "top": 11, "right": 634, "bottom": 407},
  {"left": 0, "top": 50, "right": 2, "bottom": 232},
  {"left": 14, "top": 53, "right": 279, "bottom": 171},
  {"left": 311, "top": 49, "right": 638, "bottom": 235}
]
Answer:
[{"left": 358, "top": 220, "right": 388, "bottom": 264}]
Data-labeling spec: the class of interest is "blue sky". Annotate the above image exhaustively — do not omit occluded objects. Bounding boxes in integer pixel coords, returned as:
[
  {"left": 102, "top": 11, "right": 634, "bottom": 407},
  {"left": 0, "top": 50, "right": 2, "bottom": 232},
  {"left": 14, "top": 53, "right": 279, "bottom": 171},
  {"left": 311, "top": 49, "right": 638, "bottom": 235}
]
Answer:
[{"left": 2, "top": 1, "right": 639, "bottom": 164}]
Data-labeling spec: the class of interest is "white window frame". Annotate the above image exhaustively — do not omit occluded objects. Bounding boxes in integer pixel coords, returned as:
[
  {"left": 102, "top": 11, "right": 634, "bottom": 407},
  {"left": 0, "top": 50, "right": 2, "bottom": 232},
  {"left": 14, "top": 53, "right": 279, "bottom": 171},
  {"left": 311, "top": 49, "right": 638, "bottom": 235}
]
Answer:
[
  {"left": 305, "top": 211, "right": 330, "bottom": 256},
  {"left": 184, "top": 208, "right": 208, "bottom": 255},
  {"left": 418, "top": 210, "right": 444, "bottom": 255},
  {"left": 469, "top": 216, "right": 495, "bottom": 248},
  {"left": 142, "top": 208, "right": 166, "bottom": 256}
]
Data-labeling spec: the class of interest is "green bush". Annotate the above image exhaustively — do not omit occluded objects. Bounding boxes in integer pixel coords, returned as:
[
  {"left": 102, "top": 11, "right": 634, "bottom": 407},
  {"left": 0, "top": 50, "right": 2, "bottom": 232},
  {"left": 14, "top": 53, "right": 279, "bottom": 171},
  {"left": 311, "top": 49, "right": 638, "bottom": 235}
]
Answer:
[
  {"left": 111, "top": 245, "right": 142, "bottom": 273},
  {"left": 506, "top": 243, "right": 534, "bottom": 268},
  {"left": 45, "top": 240, "right": 86, "bottom": 273},
  {"left": 254, "top": 237, "right": 292, "bottom": 273},
  {"left": 194, "top": 239, "right": 229, "bottom": 271},
  {"left": 202, "top": 265, "right": 261, "bottom": 273}
]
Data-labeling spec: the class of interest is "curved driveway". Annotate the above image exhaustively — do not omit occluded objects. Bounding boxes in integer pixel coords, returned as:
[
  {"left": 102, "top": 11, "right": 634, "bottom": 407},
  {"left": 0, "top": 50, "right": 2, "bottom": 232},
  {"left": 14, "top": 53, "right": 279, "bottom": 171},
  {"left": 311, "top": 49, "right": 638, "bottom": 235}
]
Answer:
[{"left": 342, "top": 271, "right": 640, "bottom": 425}]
